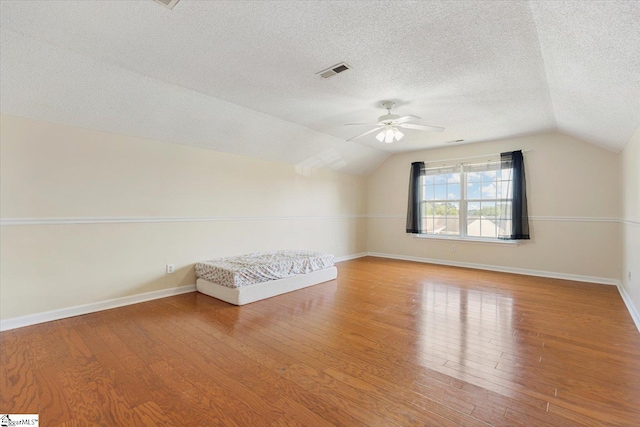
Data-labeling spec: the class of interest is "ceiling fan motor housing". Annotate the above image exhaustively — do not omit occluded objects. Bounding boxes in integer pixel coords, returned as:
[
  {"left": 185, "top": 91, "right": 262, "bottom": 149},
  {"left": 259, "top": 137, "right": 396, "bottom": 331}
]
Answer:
[{"left": 377, "top": 113, "right": 400, "bottom": 124}]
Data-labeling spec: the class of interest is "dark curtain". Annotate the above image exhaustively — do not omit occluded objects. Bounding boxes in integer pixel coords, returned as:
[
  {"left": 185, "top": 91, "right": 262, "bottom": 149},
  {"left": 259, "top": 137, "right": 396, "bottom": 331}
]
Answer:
[
  {"left": 500, "top": 150, "right": 530, "bottom": 240},
  {"left": 406, "top": 161, "right": 425, "bottom": 234}
]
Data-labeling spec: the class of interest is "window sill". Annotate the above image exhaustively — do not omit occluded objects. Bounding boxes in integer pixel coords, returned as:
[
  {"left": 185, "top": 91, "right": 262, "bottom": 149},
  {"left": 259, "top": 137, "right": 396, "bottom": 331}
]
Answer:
[{"left": 413, "top": 234, "right": 519, "bottom": 246}]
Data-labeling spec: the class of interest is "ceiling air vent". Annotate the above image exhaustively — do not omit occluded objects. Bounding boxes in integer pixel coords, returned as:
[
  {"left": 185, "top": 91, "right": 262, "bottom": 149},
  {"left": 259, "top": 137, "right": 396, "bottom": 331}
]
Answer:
[
  {"left": 316, "top": 62, "right": 351, "bottom": 79},
  {"left": 153, "top": 0, "right": 180, "bottom": 10}
]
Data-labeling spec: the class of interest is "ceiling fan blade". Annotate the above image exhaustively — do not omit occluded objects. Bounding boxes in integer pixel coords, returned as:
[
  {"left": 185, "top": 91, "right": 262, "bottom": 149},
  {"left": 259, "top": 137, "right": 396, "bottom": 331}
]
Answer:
[
  {"left": 399, "top": 123, "right": 445, "bottom": 132},
  {"left": 394, "top": 115, "right": 421, "bottom": 124},
  {"left": 344, "top": 122, "right": 379, "bottom": 126},
  {"left": 346, "top": 126, "right": 384, "bottom": 142}
]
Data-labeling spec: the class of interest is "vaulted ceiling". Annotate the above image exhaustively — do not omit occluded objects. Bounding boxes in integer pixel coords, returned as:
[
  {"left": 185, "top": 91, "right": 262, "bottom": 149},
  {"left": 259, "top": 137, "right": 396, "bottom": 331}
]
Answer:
[{"left": 1, "top": 1, "right": 639, "bottom": 175}]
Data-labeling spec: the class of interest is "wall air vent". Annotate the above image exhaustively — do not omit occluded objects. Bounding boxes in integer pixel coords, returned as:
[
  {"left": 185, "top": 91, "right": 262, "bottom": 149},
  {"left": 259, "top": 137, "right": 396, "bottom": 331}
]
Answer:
[
  {"left": 316, "top": 62, "right": 351, "bottom": 79},
  {"left": 153, "top": 0, "right": 180, "bottom": 10}
]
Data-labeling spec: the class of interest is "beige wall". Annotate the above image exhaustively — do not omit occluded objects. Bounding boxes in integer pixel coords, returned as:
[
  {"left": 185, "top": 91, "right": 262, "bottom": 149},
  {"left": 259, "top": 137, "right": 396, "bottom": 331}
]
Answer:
[
  {"left": 367, "top": 133, "right": 621, "bottom": 280},
  {"left": 0, "top": 115, "right": 367, "bottom": 319},
  {"left": 1, "top": 116, "right": 631, "bottom": 323},
  {"left": 621, "top": 125, "right": 640, "bottom": 317}
]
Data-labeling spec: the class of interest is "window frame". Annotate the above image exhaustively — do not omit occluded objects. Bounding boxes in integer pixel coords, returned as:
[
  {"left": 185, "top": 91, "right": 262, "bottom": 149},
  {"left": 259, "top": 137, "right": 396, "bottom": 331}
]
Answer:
[
  {"left": 421, "top": 166, "right": 461, "bottom": 237},
  {"left": 416, "top": 162, "right": 517, "bottom": 244}
]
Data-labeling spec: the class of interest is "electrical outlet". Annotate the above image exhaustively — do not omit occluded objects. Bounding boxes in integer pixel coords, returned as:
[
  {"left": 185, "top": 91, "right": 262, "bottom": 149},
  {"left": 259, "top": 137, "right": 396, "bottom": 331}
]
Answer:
[
  {"left": 166, "top": 264, "right": 175, "bottom": 274},
  {"left": 451, "top": 245, "right": 456, "bottom": 252}
]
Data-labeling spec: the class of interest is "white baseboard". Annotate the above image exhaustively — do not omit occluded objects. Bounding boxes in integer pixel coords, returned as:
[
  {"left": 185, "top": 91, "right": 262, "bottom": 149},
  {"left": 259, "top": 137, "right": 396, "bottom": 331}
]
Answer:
[
  {"left": 367, "top": 252, "right": 620, "bottom": 286},
  {"left": 0, "top": 252, "right": 367, "bottom": 331},
  {"left": 334, "top": 252, "right": 368, "bottom": 263},
  {"left": 0, "top": 250, "right": 369, "bottom": 332},
  {"left": 0, "top": 284, "right": 196, "bottom": 332},
  {"left": 617, "top": 284, "right": 640, "bottom": 333},
  {"left": 4, "top": 252, "right": 634, "bottom": 333}
]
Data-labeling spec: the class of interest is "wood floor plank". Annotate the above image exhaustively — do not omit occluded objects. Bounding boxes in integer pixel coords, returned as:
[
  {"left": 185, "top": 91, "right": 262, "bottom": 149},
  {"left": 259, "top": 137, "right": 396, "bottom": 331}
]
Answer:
[
  {"left": 1, "top": 342, "right": 39, "bottom": 414},
  {"left": 127, "top": 304, "right": 286, "bottom": 425},
  {"left": 32, "top": 367, "right": 71, "bottom": 426},
  {"left": 132, "top": 401, "right": 176, "bottom": 427},
  {"left": 273, "top": 396, "right": 335, "bottom": 427},
  {"left": 171, "top": 308, "right": 370, "bottom": 427}
]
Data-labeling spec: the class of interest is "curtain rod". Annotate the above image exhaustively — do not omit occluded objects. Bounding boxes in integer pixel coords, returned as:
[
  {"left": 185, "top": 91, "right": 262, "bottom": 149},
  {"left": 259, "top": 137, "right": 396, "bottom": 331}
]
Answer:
[{"left": 422, "top": 149, "right": 533, "bottom": 165}]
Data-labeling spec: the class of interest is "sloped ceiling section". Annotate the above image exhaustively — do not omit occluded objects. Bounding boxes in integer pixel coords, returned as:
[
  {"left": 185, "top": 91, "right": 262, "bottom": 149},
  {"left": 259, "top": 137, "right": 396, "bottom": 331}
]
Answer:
[
  {"left": 530, "top": 1, "right": 640, "bottom": 150},
  {"left": 0, "top": 29, "right": 387, "bottom": 176},
  {"left": 1, "top": 1, "right": 639, "bottom": 176}
]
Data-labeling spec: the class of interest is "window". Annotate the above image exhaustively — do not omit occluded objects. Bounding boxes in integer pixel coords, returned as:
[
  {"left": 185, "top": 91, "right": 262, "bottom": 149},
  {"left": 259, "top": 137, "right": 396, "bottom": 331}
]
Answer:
[{"left": 419, "top": 161, "right": 513, "bottom": 240}]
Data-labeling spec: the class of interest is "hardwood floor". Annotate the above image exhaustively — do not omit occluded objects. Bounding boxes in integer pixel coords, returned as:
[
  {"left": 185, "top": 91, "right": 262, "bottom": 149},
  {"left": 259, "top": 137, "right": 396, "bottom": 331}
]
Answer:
[{"left": 2, "top": 256, "right": 640, "bottom": 426}]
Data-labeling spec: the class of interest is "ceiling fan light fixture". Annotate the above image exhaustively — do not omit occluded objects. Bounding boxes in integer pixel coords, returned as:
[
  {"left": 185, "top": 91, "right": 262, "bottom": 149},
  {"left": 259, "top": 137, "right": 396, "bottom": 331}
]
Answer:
[
  {"left": 384, "top": 128, "right": 395, "bottom": 143},
  {"left": 376, "top": 126, "right": 404, "bottom": 143}
]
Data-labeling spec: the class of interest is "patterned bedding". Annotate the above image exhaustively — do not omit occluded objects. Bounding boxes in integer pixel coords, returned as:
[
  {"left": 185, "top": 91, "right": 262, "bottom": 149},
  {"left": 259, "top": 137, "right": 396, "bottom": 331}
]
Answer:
[{"left": 195, "top": 250, "right": 335, "bottom": 288}]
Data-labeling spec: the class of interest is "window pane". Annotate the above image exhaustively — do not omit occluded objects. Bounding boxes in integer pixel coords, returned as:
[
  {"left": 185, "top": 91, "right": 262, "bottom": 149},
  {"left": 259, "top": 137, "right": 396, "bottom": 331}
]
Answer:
[
  {"left": 480, "top": 201, "right": 496, "bottom": 217},
  {"left": 425, "top": 175, "right": 435, "bottom": 185},
  {"left": 481, "top": 183, "right": 497, "bottom": 199},
  {"left": 469, "top": 217, "right": 498, "bottom": 237},
  {"left": 498, "top": 202, "right": 511, "bottom": 217},
  {"left": 445, "top": 218, "right": 459, "bottom": 235},
  {"left": 424, "top": 185, "right": 435, "bottom": 201},
  {"left": 467, "top": 182, "right": 481, "bottom": 199},
  {"left": 480, "top": 220, "right": 498, "bottom": 238},
  {"left": 425, "top": 202, "right": 434, "bottom": 216},
  {"left": 481, "top": 170, "right": 497, "bottom": 181},
  {"left": 430, "top": 202, "right": 447, "bottom": 235},
  {"left": 498, "top": 219, "right": 512, "bottom": 236},
  {"left": 446, "top": 202, "right": 459, "bottom": 216},
  {"left": 433, "top": 202, "right": 446, "bottom": 216},
  {"left": 468, "top": 172, "right": 481, "bottom": 182},
  {"left": 435, "top": 185, "right": 447, "bottom": 200},
  {"left": 447, "top": 184, "right": 460, "bottom": 200},
  {"left": 424, "top": 216, "right": 434, "bottom": 234},
  {"left": 467, "top": 218, "right": 481, "bottom": 237},
  {"left": 467, "top": 201, "right": 481, "bottom": 217},
  {"left": 435, "top": 174, "right": 447, "bottom": 184},
  {"left": 447, "top": 173, "right": 460, "bottom": 184},
  {"left": 467, "top": 201, "right": 480, "bottom": 237}
]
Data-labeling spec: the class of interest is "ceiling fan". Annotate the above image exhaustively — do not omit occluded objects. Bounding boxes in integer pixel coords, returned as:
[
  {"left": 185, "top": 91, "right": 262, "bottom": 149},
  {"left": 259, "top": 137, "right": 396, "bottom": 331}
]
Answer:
[{"left": 346, "top": 102, "right": 445, "bottom": 143}]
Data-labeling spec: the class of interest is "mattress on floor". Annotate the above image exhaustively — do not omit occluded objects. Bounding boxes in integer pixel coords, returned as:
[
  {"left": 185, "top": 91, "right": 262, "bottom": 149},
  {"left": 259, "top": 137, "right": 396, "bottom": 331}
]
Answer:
[
  {"left": 195, "top": 250, "right": 335, "bottom": 288},
  {"left": 196, "top": 266, "right": 338, "bottom": 306}
]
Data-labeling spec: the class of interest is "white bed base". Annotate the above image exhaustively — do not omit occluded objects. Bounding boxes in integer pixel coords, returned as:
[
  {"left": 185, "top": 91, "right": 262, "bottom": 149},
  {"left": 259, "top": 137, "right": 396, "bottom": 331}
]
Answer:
[{"left": 196, "top": 266, "right": 338, "bottom": 305}]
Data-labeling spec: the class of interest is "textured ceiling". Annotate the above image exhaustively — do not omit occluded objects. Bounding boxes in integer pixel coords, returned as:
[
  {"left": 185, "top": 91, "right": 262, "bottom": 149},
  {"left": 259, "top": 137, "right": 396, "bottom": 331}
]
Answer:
[{"left": 1, "top": 0, "right": 639, "bottom": 175}]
